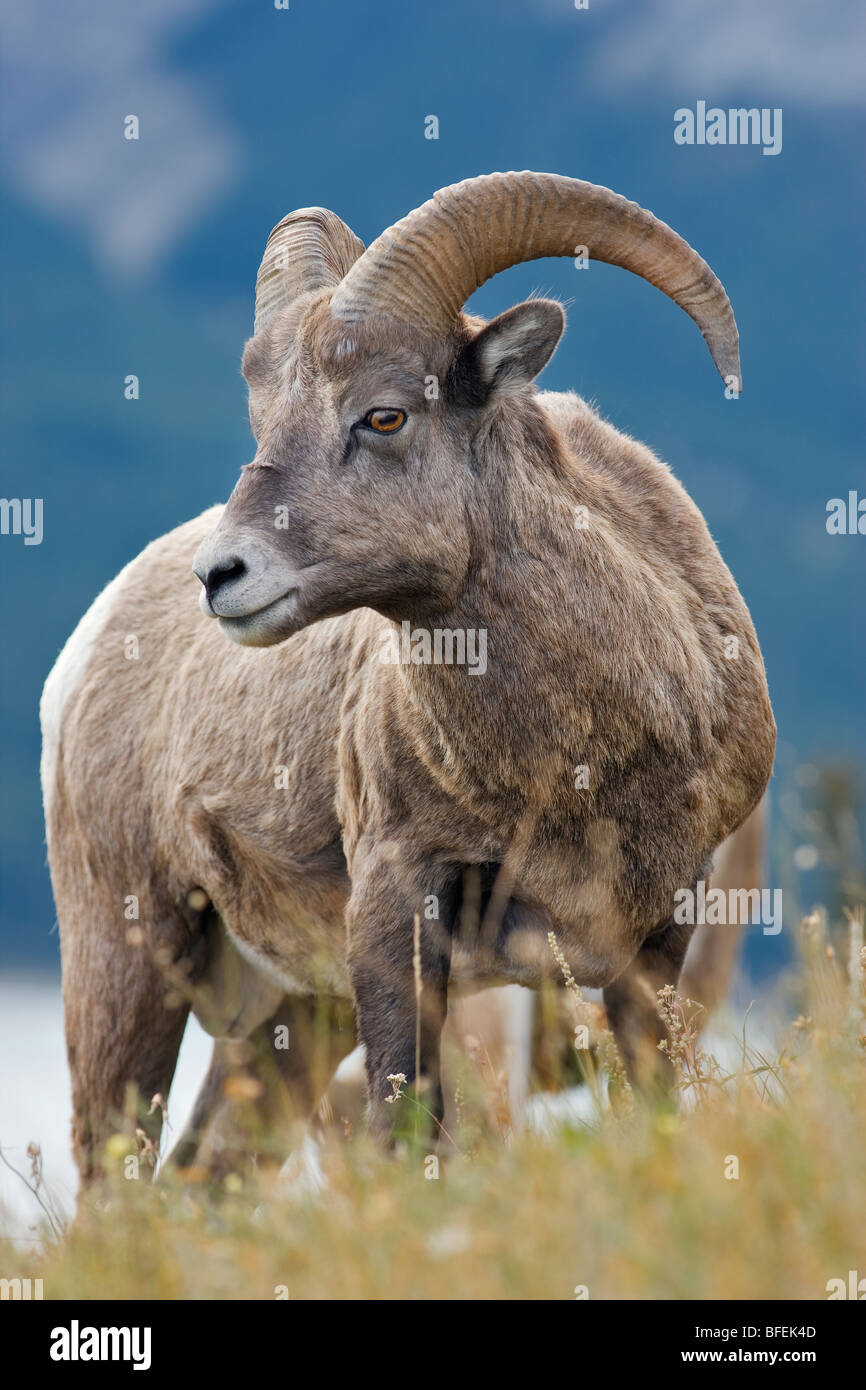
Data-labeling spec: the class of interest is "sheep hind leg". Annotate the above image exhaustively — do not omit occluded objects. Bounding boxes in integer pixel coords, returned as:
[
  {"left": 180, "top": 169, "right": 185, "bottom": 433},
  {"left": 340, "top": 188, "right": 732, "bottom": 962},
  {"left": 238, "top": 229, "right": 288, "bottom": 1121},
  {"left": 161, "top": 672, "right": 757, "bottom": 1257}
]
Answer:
[
  {"left": 680, "top": 797, "right": 767, "bottom": 1015},
  {"left": 602, "top": 914, "right": 696, "bottom": 1095},
  {"left": 166, "top": 994, "right": 357, "bottom": 1180}
]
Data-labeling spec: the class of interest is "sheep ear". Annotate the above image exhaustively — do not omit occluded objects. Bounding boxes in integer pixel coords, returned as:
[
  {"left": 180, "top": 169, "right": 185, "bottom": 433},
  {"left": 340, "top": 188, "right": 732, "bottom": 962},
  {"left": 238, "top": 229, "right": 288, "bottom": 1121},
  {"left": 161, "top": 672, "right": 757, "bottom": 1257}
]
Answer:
[{"left": 452, "top": 299, "right": 564, "bottom": 405}]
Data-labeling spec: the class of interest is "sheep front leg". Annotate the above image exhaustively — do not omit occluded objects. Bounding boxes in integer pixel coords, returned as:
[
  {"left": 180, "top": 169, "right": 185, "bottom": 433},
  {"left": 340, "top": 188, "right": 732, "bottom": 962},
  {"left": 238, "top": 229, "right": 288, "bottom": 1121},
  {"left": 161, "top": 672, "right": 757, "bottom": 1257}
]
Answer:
[
  {"left": 346, "top": 841, "right": 453, "bottom": 1144},
  {"left": 603, "top": 913, "right": 696, "bottom": 1093}
]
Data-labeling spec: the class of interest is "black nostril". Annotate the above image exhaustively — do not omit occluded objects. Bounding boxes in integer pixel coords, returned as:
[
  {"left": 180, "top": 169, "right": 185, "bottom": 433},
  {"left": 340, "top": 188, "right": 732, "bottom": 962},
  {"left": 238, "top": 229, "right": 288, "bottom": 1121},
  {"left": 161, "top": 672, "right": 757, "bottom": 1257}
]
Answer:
[{"left": 205, "top": 557, "right": 246, "bottom": 600}]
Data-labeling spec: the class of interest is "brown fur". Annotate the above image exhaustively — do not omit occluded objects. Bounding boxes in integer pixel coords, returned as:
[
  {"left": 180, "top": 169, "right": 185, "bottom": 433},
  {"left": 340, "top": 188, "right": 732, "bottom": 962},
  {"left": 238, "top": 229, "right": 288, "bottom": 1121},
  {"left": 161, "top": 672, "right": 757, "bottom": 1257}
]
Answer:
[{"left": 43, "top": 285, "right": 775, "bottom": 1174}]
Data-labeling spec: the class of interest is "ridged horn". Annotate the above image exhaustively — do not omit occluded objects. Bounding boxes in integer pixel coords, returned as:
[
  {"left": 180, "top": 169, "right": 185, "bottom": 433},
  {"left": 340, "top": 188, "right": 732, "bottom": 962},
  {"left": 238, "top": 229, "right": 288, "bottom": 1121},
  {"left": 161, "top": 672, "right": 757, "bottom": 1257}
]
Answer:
[
  {"left": 254, "top": 208, "right": 365, "bottom": 334},
  {"left": 330, "top": 172, "right": 741, "bottom": 386}
]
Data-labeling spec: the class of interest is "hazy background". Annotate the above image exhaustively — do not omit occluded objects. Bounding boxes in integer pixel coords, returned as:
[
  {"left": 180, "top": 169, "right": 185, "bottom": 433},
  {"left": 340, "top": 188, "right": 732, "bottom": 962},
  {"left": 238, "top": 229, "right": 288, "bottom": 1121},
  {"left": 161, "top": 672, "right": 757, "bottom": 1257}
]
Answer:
[{"left": 1, "top": 0, "right": 863, "bottom": 1230}]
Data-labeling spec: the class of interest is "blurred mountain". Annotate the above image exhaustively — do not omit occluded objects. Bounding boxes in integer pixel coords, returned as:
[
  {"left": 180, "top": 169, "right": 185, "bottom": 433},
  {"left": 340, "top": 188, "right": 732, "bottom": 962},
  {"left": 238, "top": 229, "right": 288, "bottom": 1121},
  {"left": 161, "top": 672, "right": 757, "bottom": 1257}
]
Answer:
[{"left": 1, "top": 0, "right": 863, "bottom": 964}]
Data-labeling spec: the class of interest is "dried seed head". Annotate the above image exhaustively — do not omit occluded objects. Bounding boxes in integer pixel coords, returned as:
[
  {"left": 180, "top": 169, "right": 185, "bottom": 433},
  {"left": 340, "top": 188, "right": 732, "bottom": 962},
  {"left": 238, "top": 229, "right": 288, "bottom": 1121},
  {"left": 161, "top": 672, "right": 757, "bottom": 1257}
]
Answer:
[{"left": 385, "top": 1072, "right": 407, "bottom": 1104}]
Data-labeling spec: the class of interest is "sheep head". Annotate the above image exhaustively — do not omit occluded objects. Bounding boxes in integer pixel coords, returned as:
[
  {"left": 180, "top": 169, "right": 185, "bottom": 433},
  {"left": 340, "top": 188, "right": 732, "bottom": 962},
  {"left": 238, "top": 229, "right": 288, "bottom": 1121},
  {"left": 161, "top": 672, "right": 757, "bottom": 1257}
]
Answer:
[{"left": 193, "top": 172, "right": 740, "bottom": 647}]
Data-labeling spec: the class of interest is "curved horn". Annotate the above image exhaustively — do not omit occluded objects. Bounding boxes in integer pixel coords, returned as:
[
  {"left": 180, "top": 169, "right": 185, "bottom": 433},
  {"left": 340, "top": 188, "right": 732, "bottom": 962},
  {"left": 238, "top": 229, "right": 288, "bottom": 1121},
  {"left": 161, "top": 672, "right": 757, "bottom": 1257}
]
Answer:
[
  {"left": 330, "top": 172, "right": 740, "bottom": 386},
  {"left": 254, "top": 208, "right": 365, "bottom": 334}
]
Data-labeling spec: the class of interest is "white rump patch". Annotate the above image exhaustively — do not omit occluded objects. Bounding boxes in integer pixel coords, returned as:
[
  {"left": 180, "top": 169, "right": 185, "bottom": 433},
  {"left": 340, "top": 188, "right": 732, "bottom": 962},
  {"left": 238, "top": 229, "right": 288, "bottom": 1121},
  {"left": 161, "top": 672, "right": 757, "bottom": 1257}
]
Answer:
[{"left": 39, "top": 556, "right": 139, "bottom": 823}]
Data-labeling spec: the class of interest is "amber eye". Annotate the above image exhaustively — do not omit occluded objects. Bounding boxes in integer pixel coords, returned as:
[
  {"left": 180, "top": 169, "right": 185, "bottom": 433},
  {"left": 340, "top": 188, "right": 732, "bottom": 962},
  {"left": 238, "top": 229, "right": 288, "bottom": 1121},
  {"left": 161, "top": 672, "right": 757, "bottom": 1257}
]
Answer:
[{"left": 362, "top": 408, "right": 406, "bottom": 434}]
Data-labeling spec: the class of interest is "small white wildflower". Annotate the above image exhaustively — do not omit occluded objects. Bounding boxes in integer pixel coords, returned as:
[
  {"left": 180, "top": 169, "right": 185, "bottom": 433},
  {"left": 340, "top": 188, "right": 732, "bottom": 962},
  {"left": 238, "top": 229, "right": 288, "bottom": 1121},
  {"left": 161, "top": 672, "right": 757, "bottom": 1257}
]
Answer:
[{"left": 385, "top": 1072, "right": 407, "bottom": 1104}]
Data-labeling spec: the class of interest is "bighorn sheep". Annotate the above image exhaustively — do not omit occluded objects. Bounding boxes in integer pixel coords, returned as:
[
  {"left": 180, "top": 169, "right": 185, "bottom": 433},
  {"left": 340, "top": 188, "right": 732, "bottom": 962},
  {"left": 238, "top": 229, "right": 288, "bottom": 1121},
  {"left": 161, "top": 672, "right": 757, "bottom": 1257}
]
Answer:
[{"left": 41, "top": 172, "right": 775, "bottom": 1180}]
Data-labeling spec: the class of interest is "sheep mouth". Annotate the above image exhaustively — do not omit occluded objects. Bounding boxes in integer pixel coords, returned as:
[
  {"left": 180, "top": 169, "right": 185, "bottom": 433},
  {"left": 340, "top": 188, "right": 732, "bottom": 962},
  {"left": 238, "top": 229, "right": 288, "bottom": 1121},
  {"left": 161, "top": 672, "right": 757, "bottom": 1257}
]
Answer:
[{"left": 216, "top": 587, "right": 301, "bottom": 647}]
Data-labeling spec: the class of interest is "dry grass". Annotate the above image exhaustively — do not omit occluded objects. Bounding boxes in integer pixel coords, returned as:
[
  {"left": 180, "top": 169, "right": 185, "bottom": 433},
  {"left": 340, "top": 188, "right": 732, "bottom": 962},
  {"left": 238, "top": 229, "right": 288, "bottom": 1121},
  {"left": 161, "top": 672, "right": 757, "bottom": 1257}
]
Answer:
[{"left": 3, "top": 911, "right": 865, "bottom": 1301}]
